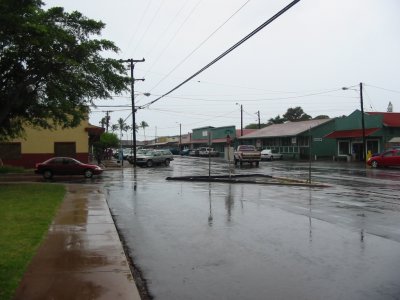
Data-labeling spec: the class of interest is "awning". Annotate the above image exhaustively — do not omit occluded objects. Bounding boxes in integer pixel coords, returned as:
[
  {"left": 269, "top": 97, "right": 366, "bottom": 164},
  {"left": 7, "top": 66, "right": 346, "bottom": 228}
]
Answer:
[
  {"left": 325, "top": 128, "right": 379, "bottom": 139},
  {"left": 388, "top": 137, "right": 400, "bottom": 143},
  {"left": 85, "top": 125, "right": 105, "bottom": 136}
]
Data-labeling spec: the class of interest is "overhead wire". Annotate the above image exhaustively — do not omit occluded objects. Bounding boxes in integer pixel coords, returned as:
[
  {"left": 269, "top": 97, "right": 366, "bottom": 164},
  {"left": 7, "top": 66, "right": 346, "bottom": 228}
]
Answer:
[
  {"left": 143, "top": 0, "right": 204, "bottom": 78},
  {"left": 124, "top": 1, "right": 153, "bottom": 55},
  {"left": 130, "top": 0, "right": 166, "bottom": 56},
  {"left": 142, "top": 88, "right": 349, "bottom": 103},
  {"left": 139, "top": 0, "right": 301, "bottom": 109},
  {"left": 365, "top": 83, "right": 400, "bottom": 94},
  {"left": 147, "top": 0, "right": 252, "bottom": 92},
  {"left": 141, "top": 1, "right": 190, "bottom": 59}
]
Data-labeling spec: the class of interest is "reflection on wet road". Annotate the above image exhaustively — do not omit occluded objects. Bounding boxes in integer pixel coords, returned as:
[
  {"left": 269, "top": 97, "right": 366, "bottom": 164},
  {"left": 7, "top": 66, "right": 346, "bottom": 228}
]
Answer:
[{"left": 104, "top": 157, "right": 400, "bottom": 300}]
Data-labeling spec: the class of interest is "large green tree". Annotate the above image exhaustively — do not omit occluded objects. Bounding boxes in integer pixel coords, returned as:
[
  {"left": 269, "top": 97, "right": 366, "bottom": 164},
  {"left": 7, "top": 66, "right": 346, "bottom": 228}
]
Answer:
[
  {"left": 267, "top": 115, "right": 286, "bottom": 125},
  {"left": 283, "top": 107, "right": 311, "bottom": 122},
  {"left": 0, "top": 0, "right": 130, "bottom": 140}
]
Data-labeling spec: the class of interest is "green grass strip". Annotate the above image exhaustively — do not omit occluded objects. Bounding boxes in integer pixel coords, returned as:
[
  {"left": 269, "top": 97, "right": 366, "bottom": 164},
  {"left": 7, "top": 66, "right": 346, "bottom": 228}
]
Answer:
[{"left": 0, "top": 184, "right": 65, "bottom": 300}]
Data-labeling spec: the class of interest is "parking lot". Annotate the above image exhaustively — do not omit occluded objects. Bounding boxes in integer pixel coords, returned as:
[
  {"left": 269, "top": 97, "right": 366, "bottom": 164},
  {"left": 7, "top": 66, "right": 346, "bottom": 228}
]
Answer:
[{"left": 101, "top": 156, "right": 400, "bottom": 300}]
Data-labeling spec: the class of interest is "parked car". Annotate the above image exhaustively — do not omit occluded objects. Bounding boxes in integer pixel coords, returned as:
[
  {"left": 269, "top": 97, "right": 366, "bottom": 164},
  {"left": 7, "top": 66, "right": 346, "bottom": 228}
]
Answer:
[
  {"left": 189, "top": 149, "right": 200, "bottom": 157},
  {"left": 180, "top": 148, "right": 190, "bottom": 156},
  {"left": 133, "top": 149, "right": 174, "bottom": 167},
  {"left": 34, "top": 157, "right": 103, "bottom": 179},
  {"left": 169, "top": 148, "right": 180, "bottom": 155},
  {"left": 367, "top": 149, "right": 400, "bottom": 168},
  {"left": 199, "top": 147, "right": 219, "bottom": 157},
  {"left": 234, "top": 145, "right": 261, "bottom": 166},
  {"left": 261, "top": 149, "right": 283, "bottom": 161}
]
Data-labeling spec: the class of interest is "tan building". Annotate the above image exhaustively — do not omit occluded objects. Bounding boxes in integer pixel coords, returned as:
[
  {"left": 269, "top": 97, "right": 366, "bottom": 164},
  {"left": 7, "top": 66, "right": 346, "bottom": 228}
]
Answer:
[{"left": 0, "top": 119, "right": 104, "bottom": 168}]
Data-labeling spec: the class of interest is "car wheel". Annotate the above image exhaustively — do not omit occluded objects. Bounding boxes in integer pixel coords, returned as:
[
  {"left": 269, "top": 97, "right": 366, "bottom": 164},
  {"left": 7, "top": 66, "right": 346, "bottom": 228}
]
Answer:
[
  {"left": 43, "top": 170, "right": 53, "bottom": 179},
  {"left": 146, "top": 160, "right": 153, "bottom": 167},
  {"left": 371, "top": 160, "right": 379, "bottom": 168},
  {"left": 164, "top": 159, "right": 170, "bottom": 166},
  {"left": 84, "top": 169, "right": 94, "bottom": 178}
]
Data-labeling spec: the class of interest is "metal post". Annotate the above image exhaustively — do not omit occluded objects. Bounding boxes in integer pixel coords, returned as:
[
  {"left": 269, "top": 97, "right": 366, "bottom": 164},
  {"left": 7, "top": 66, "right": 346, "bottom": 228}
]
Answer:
[
  {"left": 208, "top": 129, "right": 211, "bottom": 178},
  {"left": 179, "top": 123, "right": 182, "bottom": 151},
  {"left": 360, "top": 82, "right": 367, "bottom": 162},
  {"left": 240, "top": 104, "right": 243, "bottom": 137}
]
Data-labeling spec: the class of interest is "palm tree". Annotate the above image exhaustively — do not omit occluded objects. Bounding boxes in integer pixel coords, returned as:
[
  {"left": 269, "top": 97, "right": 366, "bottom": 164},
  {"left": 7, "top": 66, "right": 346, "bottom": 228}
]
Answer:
[
  {"left": 110, "top": 124, "right": 118, "bottom": 133},
  {"left": 139, "top": 121, "right": 149, "bottom": 141},
  {"left": 116, "top": 118, "right": 131, "bottom": 142}
]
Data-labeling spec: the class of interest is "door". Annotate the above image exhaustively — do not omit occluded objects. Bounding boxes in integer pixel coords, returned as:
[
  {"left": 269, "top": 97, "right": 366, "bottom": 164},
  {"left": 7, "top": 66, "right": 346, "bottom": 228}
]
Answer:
[{"left": 54, "top": 142, "right": 76, "bottom": 158}]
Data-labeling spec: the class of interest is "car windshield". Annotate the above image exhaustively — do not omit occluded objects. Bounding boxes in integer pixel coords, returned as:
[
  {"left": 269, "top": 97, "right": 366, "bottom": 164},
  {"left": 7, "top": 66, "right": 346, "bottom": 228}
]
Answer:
[
  {"left": 239, "top": 145, "right": 255, "bottom": 151},
  {"left": 137, "top": 149, "right": 150, "bottom": 155}
]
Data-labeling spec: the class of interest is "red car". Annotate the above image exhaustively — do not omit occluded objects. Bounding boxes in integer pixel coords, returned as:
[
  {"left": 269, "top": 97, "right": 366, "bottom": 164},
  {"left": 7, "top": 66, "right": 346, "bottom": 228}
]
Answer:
[
  {"left": 367, "top": 149, "right": 400, "bottom": 168},
  {"left": 35, "top": 157, "right": 103, "bottom": 179}
]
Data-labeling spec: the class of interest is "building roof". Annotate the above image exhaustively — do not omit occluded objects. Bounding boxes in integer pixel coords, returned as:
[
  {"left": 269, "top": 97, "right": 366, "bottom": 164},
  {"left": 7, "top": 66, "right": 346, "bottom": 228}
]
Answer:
[
  {"left": 325, "top": 128, "right": 379, "bottom": 139},
  {"left": 85, "top": 124, "right": 105, "bottom": 136},
  {"left": 367, "top": 112, "right": 400, "bottom": 127},
  {"left": 236, "top": 129, "right": 257, "bottom": 137},
  {"left": 239, "top": 119, "right": 332, "bottom": 139}
]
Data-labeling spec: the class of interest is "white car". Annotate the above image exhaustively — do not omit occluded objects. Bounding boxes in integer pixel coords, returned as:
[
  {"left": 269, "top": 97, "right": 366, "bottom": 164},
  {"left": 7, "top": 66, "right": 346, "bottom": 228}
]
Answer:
[{"left": 261, "top": 149, "right": 283, "bottom": 161}]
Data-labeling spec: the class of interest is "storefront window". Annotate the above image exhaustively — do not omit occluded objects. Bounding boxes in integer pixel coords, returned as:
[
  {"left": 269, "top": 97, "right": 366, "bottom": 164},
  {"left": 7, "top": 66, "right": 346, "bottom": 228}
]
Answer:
[{"left": 338, "top": 141, "right": 349, "bottom": 155}]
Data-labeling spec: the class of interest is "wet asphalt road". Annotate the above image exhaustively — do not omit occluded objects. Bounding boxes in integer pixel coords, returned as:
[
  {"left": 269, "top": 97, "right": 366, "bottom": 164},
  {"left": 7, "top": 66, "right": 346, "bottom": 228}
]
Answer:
[{"left": 101, "top": 157, "right": 400, "bottom": 300}]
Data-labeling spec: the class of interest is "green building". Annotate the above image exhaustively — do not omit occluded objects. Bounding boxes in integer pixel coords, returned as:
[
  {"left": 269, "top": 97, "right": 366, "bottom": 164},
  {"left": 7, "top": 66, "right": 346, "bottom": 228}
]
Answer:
[
  {"left": 191, "top": 126, "right": 237, "bottom": 154},
  {"left": 325, "top": 110, "right": 400, "bottom": 160}
]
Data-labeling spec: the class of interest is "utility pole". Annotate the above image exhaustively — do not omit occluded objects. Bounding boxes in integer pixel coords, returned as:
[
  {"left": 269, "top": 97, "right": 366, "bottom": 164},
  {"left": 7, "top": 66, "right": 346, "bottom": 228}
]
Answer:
[
  {"left": 179, "top": 123, "right": 182, "bottom": 151},
  {"left": 256, "top": 111, "right": 261, "bottom": 129},
  {"left": 360, "top": 82, "right": 366, "bottom": 162},
  {"left": 342, "top": 82, "right": 367, "bottom": 164},
  {"left": 119, "top": 58, "right": 145, "bottom": 167}
]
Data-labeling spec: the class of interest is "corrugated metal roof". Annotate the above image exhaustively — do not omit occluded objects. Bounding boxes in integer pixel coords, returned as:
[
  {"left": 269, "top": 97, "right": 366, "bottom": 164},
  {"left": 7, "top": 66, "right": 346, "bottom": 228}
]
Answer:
[
  {"left": 367, "top": 112, "right": 400, "bottom": 127},
  {"left": 239, "top": 119, "right": 332, "bottom": 139}
]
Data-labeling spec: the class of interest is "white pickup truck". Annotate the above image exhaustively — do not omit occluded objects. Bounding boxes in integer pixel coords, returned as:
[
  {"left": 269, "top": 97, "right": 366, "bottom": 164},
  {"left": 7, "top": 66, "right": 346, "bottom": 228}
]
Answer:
[{"left": 234, "top": 145, "right": 261, "bottom": 166}]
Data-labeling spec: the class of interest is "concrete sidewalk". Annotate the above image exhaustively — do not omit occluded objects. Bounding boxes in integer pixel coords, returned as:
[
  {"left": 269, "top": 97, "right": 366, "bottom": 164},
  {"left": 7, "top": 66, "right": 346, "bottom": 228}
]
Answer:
[{"left": 13, "top": 184, "right": 141, "bottom": 300}]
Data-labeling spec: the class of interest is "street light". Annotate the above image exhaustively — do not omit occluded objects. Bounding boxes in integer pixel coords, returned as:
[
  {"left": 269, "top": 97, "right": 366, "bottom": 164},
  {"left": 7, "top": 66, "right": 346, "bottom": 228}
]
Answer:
[
  {"left": 342, "top": 82, "right": 366, "bottom": 163},
  {"left": 236, "top": 103, "right": 243, "bottom": 137}
]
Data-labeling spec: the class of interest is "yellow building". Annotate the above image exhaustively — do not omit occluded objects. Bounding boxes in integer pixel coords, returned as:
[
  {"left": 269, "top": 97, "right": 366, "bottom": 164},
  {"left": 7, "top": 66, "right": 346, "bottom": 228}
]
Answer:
[{"left": 0, "top": 119, "right": 104, "bottom": 168}]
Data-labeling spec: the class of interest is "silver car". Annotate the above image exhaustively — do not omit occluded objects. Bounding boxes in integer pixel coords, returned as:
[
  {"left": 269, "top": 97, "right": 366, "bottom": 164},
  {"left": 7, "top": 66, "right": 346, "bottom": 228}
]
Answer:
[{"left": 134, "top": 149, "right": 174, "bottom": 167}]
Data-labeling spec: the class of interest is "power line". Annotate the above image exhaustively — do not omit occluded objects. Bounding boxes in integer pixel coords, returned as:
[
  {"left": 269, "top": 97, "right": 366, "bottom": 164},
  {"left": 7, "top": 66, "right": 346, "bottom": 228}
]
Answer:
[
  {"left": 365, "top": 83, "right": 400, "bottom": 94},
  {"left": 143, "top": 0, "right": 204, "bottom": 78},
  {"left": 141, "top": 88, "right": 347, "bottom": 103},
  {"left": 142, "top": 1, "right": 189, "bottom": 59},
  {"left": 147, "top": 0, "right": 251, "bottom": 92},
  {"left": 131, "top": 0, "right": 166, "bottom": 56},
  {"left": 139, "top": 0, "right": 301, "bottom": 109},
  {"left": 124, "top": 1, "right": 153, "bottom": 55}
]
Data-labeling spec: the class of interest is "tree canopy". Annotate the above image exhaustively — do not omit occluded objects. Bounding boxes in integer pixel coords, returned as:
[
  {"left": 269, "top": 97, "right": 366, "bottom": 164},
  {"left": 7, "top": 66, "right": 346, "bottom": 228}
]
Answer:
[
  {"left": 283, "top": 107, "right": 311, "bottom": 122},
  {"left": 267, "top": 115, "right": 286, "bottom": 125},
  {"left": 0, "top": 0, "right": 130, "bottom": 140},
  {"left": 246, "top": 107, "right": 313, "bottom": 128},
  {"left": 244, "top": 123, "right": 268, "bottom": 129}
]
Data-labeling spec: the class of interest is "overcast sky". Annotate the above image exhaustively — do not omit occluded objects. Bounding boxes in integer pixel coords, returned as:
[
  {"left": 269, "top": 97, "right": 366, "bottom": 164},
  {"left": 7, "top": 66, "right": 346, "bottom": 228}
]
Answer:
[{"left": 44, "top": 0, "right": 400, "bottom": 140}]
